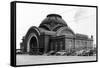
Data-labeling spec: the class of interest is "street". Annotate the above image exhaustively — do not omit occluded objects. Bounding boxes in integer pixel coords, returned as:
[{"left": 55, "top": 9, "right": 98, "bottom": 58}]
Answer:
[{"left": 16, "top": 55, "right": 96, "bottom": 65}]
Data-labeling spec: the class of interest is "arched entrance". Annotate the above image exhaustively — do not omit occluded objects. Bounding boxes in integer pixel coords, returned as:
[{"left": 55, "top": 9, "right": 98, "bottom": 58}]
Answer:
[
  {"left": 29, "top": 36, "right": 38, "bottom": 55},
  {"left": 27, "top": 33, "right": 39, "bottom": 55}
]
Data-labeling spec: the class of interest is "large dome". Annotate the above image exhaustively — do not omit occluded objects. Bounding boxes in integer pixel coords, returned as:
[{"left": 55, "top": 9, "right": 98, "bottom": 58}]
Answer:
[{"left": 39, "top": 14, "right": 68, "bottom": 31}]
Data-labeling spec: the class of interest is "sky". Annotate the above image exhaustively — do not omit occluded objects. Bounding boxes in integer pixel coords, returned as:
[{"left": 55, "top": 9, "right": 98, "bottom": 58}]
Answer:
[{"left": 16, "top": 3, "right": 96, "bottom": 49}]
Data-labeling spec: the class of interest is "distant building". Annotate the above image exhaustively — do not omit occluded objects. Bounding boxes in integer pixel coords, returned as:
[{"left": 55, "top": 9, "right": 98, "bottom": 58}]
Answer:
[{"left": 20, "top": 14, "right": 93, "bottom": 55}]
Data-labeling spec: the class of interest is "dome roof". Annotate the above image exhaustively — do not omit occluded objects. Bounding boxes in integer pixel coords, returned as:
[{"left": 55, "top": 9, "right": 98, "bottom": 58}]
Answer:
[
  {"left": 39, "top": 14, "right": 68, "bottom": 31},
  {"left": 47, "top": 14, "right": 62, "bottom": 18}
]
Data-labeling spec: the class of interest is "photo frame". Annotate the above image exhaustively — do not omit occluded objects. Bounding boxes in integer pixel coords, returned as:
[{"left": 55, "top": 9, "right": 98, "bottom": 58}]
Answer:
[{"left": 10, "top": 1, "right": 98, "bottom": 67}]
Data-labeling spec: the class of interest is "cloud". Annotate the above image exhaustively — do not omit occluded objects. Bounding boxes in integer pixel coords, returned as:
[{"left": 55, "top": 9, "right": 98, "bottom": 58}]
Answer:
[{"left": 74, "top": 8, "right": 87, "bottom": 23}]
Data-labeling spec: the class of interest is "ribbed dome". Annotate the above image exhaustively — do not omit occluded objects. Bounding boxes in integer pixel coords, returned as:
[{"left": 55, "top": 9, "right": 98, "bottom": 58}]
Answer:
[
  {"left": 39, "top": 14, "right": 68, "bottom": 31},
  {"left": 47, "top": 14, "right": 62, "bottom": 18}
]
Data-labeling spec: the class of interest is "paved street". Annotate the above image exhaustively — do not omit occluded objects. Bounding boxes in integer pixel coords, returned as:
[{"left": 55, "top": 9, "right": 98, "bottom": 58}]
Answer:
[{"left": 16, "top": 55, "right": 96, "bottom": 65}]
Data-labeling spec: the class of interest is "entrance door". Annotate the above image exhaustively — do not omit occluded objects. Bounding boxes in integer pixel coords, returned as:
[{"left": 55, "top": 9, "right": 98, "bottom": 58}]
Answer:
[{"left": 29, "top": 36, "right": 38, "bottom": 55}]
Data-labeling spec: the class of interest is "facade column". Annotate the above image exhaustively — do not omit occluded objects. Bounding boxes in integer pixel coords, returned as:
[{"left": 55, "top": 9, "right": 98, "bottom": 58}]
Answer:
[
  {"left": 73, "top": 38, "right": 75, "bottom": 50},
  {"left": 51, "top": 41, "right": 53, "bottom": 51},
  {"left": 58, "top": 40, "right": 60, "bottom": 51},
  {"left": 62, "top": 39, "right": 65, "bottom": 50},
  {"left": 53, "top": 41, "right": 55, "bottom": 51},
  {"left": 43, "top": 34, "right": 49, "bottom": 53},
  {"left": 55, "top": 41, "right": 57, "bottom": 52},
  {"left": 60, "top": 41, "right": 62, "bottom": 51}
]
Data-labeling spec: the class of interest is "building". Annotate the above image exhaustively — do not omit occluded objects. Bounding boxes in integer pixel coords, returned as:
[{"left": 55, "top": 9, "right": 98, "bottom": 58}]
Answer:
[{"left": 20, "top": 14, "right": 93, "bottom": 55}]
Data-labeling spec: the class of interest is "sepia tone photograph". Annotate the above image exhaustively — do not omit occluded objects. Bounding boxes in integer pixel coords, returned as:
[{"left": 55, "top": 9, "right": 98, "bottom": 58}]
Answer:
[{"left": 11, "top": 1, "right": 97, "bottom": 66}]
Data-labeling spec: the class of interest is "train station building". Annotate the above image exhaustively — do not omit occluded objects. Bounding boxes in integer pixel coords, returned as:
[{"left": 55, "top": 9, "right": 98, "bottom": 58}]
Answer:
[{"left": 20, "top": 14, "right": 93, "bottom": 55}]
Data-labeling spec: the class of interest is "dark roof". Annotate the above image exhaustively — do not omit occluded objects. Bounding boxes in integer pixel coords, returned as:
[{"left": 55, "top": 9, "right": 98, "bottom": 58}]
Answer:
[
  {"left": 39, "top": 28, "right": 56, "bottom": 35},
  {"left": 75, "top": 33, "right": 88, "bottom": 39},
  {"left": 47, "top": 14, "right": 62, "bottom": 18},
  {"left": 41, "top": 14, "right": 67, "bottom": 25},
  {"left": 39, "top": 14, "right": 68, "bottom": 31}
]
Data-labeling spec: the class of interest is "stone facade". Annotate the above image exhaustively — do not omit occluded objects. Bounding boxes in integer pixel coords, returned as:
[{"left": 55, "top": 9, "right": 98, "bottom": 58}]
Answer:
[{"left": 20, "top": 14, "right": 93, "bottom": 55}]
